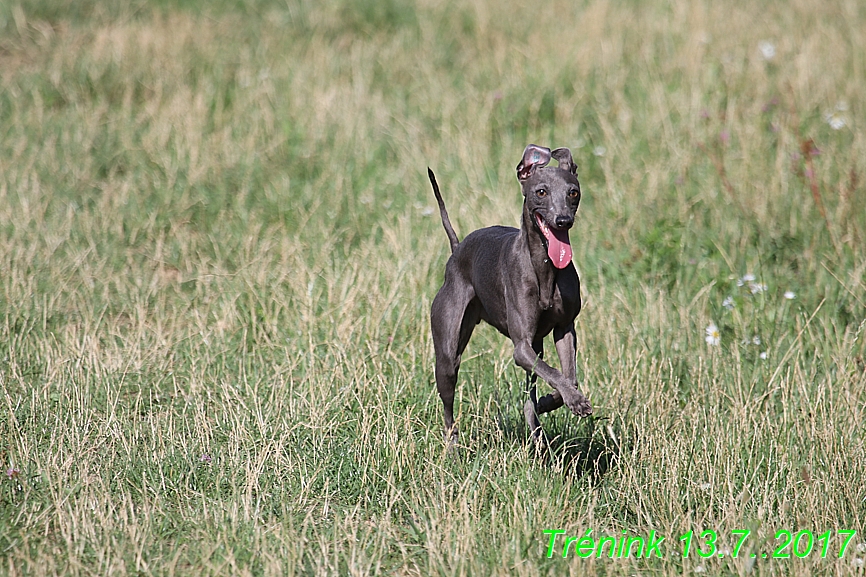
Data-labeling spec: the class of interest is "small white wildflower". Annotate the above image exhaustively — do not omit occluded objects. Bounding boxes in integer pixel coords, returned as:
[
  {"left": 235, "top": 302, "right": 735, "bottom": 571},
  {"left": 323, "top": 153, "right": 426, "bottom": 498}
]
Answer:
[
  {"left": 694, "top": 565, "right": 706, "bottom": 574},
  {"left": 759, "top": 351, "right": 768, "bottom": 360},
  {"left": 752, "top": 335, "right": 761, "bottom": 345},
  {"left": 699, "top": 482, "right": 712, "bottom": 491},
  {"left": 705, "top": 323, "right": 721, "bottom": 346},
  {"left": 738, "top": 273, "right": 755, "bottom": 287},
  {"left": 826, "top": 112, "right": 846, "bottom": 130},
  {"left": 784, "top": 291, "right": 796, "bottom": 300},
  {"left": 758, "top": 41, "right": 776, "bottom": 60},
  {"left": 853, "top": 557, "right": 864, "bottom": 568},
  {"left": 856, "top": 542, "right": 866, "bottom": 554},
  {"left": 749, "top": 282, "right": 767, "bottom": 295},
  {"left": 722, "top": 296, "right": 735, "bottom": 310},
  {"left": 593, "top": 146, "right": 606, "bottom": 157}
]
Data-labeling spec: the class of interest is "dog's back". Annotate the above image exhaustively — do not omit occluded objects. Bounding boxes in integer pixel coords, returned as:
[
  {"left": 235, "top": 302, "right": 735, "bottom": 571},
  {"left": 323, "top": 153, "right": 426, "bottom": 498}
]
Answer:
[{"left": 447, "top": 225, "right": 519, "bottom": 335}]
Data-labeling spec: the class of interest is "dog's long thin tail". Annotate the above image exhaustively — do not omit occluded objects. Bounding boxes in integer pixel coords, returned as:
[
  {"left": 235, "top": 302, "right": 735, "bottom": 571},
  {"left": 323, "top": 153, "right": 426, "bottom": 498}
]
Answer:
[{"left": 427, "top": 168, "right": 459, "bottom": 253}]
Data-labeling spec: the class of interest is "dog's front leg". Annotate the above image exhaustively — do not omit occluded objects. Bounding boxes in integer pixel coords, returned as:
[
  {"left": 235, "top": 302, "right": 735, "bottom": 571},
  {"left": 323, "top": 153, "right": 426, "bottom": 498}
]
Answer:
[
  {"left": 522, "top": 339, "right": 545, "bottom": 441},
  {"left": 550, "top": 324, "right": 591, "bottom": 416},
  {"left": 512, "top": 331, "right": 591, "bottom": 418}
]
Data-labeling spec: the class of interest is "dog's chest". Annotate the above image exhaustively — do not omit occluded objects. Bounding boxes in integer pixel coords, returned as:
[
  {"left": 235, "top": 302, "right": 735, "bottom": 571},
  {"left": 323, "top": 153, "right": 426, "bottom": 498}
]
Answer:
[{"left": 537, "top": 271, "right": 581, "bottom": 327}]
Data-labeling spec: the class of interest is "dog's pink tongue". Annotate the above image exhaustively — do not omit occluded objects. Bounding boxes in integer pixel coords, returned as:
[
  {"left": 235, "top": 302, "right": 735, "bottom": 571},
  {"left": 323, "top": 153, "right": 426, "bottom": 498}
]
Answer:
[
  {"left": 546, "top": 227, "right": 572, "bottom": 268},
  {"left": 537, "top": 215, "right": 573, "bottom": 269}
]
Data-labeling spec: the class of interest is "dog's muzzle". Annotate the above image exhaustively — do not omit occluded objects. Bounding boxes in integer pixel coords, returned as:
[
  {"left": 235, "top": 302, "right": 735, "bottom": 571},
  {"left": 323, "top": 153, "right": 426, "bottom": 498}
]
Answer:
[{"left": 535, "top": 213, "right": 573, "bottom": 269}]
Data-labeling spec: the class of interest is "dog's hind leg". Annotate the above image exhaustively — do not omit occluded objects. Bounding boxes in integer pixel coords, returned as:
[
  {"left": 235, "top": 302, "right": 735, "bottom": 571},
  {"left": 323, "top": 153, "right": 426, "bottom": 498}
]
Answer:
[
  {"left": 431, "top": 281, "right": 478, "bottom": 446},
  {"left": 534, "top": 390, "right": 564, "bottom": 415}
]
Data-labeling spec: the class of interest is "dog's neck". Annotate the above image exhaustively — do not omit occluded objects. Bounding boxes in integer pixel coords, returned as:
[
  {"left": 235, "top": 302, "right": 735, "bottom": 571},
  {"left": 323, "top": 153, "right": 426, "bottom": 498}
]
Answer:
[{"left": 520, "top": 203, "right": 558, "bottom": 311}]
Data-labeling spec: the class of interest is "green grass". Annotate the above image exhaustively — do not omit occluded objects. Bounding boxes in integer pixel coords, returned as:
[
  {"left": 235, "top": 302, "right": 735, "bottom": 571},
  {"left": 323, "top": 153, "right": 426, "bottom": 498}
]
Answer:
[{"left": 1, "top": 0, "right": 865, "bottom": 574}]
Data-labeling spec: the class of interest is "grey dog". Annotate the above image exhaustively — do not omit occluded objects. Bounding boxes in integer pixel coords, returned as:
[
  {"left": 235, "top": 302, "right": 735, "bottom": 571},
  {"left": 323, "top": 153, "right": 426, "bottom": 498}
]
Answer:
[{"left": 428, "top": 144, "right": 592, "bottom": 445}]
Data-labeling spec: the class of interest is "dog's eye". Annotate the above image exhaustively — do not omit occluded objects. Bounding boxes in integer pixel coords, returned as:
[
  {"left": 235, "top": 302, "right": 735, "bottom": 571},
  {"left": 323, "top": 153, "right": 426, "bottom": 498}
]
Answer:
[
  {"left": 536, "top": 189, "right": 547, "bottom": 197},
  {"left": 568, "top": 189, "right": 579, "bottom": 198}
]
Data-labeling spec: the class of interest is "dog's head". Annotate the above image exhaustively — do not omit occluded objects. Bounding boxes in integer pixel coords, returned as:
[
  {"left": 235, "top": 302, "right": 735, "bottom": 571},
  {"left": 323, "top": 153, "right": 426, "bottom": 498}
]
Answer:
[{"left": 516, "top": 144, "right": 581, "bottom": 269}]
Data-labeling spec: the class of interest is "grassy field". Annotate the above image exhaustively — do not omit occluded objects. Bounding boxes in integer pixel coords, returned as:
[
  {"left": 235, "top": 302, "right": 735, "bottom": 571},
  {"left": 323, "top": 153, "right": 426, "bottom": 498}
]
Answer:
[{"left": 1, "top": 0, "right": 865, "bottom": 574}]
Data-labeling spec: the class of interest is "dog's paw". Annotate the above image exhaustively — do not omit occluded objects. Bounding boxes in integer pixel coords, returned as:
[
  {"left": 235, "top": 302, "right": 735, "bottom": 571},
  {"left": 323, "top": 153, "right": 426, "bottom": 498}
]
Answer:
[
  {"left": 564, "top": 392, "right": 593, "bottom": 417},
  {"left": 444, "top": 427, "right": 460, "bottom": 451},
  {"left": 523, "top": 399, "right": 542, "bottom": 430}
]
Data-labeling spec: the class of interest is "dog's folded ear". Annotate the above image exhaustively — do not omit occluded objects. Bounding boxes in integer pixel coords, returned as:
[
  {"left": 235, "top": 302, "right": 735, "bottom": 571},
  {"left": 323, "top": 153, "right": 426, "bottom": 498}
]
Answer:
[
  {"left": 516, "top": 144, "right": 551, "bottom": 181},
  {"left": 551, "top": 148, "right": 577, "bottom": 175}
]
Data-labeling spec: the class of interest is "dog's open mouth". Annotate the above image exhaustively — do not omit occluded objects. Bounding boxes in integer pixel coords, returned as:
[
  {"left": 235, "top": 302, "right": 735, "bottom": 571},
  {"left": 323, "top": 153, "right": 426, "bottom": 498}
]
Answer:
[{"left": 535, "top": 213, "right": 572, "bottom": 269}]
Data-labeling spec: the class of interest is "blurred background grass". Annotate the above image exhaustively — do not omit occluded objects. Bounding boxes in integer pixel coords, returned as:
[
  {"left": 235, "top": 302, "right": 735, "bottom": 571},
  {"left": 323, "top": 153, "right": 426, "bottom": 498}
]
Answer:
[{"left": 0, "top": 0, "right": 864, "bottom": 575}]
